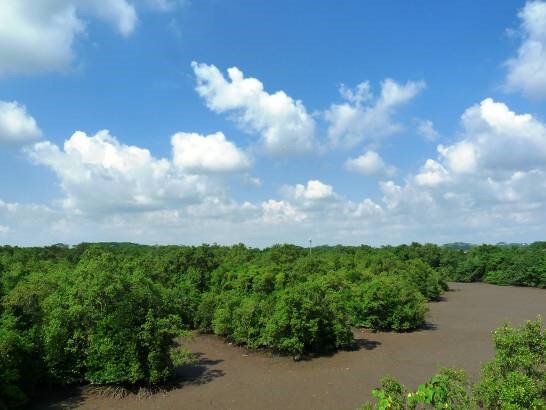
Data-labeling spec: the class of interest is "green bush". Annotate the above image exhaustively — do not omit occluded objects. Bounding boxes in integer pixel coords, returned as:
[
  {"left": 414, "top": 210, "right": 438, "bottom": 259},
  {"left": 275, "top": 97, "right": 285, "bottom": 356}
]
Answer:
[
  {"left": 474, "top": 318, "right": 546, "bottom": 409},
  {"left": 362, "top": 376, "right": 407, "bottom": 410},
  {"left": 397, "top": 259, "right": 445, "bottom": 301},
  {"left": 350, "top": 275, "right": 427, "bottom": 331},
  {"left": 265, "top": 278, "right": 353, "bottom": 355},
  {"left": 40, "top": 252, "right": 189, "bottom": 385},
  {"left": 364, "top": 318, "right": 545, "bottom": 410},
  {"left": 362, "top": 368, "right": 475, "bottom": 409}
]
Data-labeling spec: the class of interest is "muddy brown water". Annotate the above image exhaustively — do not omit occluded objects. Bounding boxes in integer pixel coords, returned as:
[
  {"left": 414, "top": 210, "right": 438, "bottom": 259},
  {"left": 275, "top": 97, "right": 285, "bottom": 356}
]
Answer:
[{"left": 33, "top": 282, "right": 545, "bottom": 410}]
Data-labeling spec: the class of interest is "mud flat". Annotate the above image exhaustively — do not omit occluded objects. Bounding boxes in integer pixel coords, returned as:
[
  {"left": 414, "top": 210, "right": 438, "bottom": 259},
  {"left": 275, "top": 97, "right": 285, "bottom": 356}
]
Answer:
[{"left": 34, "top": 282, "right": 545, "bottom": 410}]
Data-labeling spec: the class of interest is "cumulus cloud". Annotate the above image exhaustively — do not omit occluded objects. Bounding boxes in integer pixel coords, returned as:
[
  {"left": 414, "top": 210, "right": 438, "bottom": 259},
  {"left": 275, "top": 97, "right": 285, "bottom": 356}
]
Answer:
[
  {"left": 417, "top": 119, "right": 439, "bottom": 141},
  {"left": 192, "top": 62, "right": 316, "bottom": 155},
  {"left": 277, "top": 180, "right": 359, "bottom": 224},
  {"left": 505, "top": 1, "right": 546, "bottom": 98},
  {"left": 414, "top": 159, "right": 449, "bottom": 187},
  {"left": 5, "top": 95, "right": 546, "bottom": 245},
  {"left": 281, "top": 180, "right": 335, "bottom": 201},
  {"left": 171, "top": 131, "right": 251, "bottom": 173},
  {"left": 345, "top": 150, "right": 395, "bottom": 177},
  {"left": 418, "top": 98, "right": 546, "bottom": 209},
  {"left": 0, "top": 0, "right": 137, "bottom": 75},
  {"left": 353, "top": 198, "right": 384, "bottom": 218},
  {"left": 377, "top": 97, "right": 546, "bottom": 241},
  {"left": 20, "top": 129, "right": 344, "bottom": 241},
  {"left": 437, "top": 141, "right": 478, "bottom": 174},
  {"left": 9, "top": 99, "right": 546, "bottom": 247},
  {"left": 412, "top": 97, "right": 546, "bottom": 186},
  {"left": 449, "top": 98, "right": 546, "bottom": 174},
  {"left": 426, "top": 98, "right": 546, "bottom": 187},
  {"left": 0, "top": 101, "right": 42, "bottom": 145},
  {"left": 325, "top": 79, "right": 425, "bottom": 147},
  {"left": 261, "top": 199, "right": 306, "bottom": 223},
  {"left": 27, "top": 130, "right": 218, "bottom": 213},
  {"left": 0, "top": 118, "right": 420, "bottom": 245}
]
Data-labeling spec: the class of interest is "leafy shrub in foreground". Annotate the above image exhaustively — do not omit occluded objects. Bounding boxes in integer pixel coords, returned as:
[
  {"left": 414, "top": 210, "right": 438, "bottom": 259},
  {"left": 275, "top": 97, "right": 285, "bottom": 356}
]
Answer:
[
  {"left": 361, "top": 368, "right": 474, "bottom": 409},
  {"left": 363, "top": 318, "right": 545, "bottom": 410},
  {"left": 474, "top": 318, "right": 546, "bottom": 409}
]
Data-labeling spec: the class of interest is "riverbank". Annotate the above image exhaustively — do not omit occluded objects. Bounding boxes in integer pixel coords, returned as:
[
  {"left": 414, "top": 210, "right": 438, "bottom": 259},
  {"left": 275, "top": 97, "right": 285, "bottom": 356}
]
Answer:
[{"left": 34, "top": 282, "right": 545, "bottom": 410}]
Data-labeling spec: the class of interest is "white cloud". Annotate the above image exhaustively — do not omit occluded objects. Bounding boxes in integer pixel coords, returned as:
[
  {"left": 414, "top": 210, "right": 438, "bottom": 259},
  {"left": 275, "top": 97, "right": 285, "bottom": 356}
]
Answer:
[
  {"left": 192, "top": 62, "right": 316, "bottom": 155},
  {"left": 27, "top": 130, "right": 216, "bottom": 213},
  {"left": 4, "top": 94, "right": 546, "bottom": 246},
  {"left": 0, "top": 101, "right": 42, "bottom": 145},
  {"left": 0, "top": 0, "right": 137, "bottom": 76},
  {"left": 353, "top": 198, "right": 383, "bottom": 218},
  {"left": 422, "top": 98, "right": 546, "bottom": 209},
  {"left": 375, "top": 97, "right": 546, "bottom": 242},
  {"left": 325, "top": 79, "right": 425, "bottom": 147},
  {"left": 453, "top": 98, "right": 546, "bottom": 174},
  {"left": 345, "top": 150, "right": 395, "bottom": 177},
  {"left": 379, "top": 180, "right": 403, "bottom": 210},
  {"left": 171, "top": 131, "right": 251, "bottom": 173},
  {"left": 2, "top": 125, "right": 409, "bottom": 245},
  {"left": 420, "top": 98, "right": 546, "bottom": 189},
  {"left": 417, "top": 119, "right": 439, "bottom": 141},
  {"left": 0, "top": 225, "right": 10, "bottom": 235},
  {"left": 437, "top": 141, "right": 478, "bottom": 174},
  {"left": 261, "top": 200, "right": 306, "bottom": 223},
  {"left": 282, "top": 180, "right": 335, "bottom": 201},
  {"left": 414, "top": 159, "right": 449, "bottom": 187},
  {"left": 18, "top": 129, "right": 338, "bottom": 243},
  {"left": 185, "top": 198, "right": 259, "bottom": 221},
  {"left": 505, "top": 1, "right": 546, "bottom": 98},
  {"left": 427, "top": 97, "right": 546, "bottom": 179}
]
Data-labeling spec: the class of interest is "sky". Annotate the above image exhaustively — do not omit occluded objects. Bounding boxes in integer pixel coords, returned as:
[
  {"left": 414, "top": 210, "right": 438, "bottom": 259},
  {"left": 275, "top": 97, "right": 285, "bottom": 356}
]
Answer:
[{"left": 1, "top": 0, "right": 546, "bottom": 247}]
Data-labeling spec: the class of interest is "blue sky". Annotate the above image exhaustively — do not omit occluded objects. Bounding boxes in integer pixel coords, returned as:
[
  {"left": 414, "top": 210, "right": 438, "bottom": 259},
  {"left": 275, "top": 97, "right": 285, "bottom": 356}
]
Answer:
[{"left": 1, "top": 0, "right": 546, "bottom": 246}]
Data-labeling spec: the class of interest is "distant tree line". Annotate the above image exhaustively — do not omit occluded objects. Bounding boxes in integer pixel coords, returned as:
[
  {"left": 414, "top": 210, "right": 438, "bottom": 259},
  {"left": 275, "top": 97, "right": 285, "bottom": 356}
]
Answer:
[{"left": 0, "top": 241, "right": 544, "bottom": 408}]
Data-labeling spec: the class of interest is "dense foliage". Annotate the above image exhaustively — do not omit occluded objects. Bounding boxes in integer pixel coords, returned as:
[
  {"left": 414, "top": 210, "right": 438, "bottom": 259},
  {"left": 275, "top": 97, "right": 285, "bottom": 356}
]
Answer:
[
  {"left": 362, "top": 318, "right": 546, "bottom": 410},
  {"left": 474, "top": 318, "right": 546, "bottom": 409},
  {"left": 0, "top": 241, "right": 544, "bottom": 408},
  {"left": 444, "top": 242, "right": 546, "bottom": 287}
]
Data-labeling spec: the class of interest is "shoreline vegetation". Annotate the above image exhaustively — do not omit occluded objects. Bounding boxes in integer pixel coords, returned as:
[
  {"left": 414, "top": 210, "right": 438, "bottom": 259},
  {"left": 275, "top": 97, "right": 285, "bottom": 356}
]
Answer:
[
  {"left": 1, "top": 241, "right": 545, "bottom": 409},
  {"left": 362, "top": 318, "right": 545, "bottom": 409}
]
